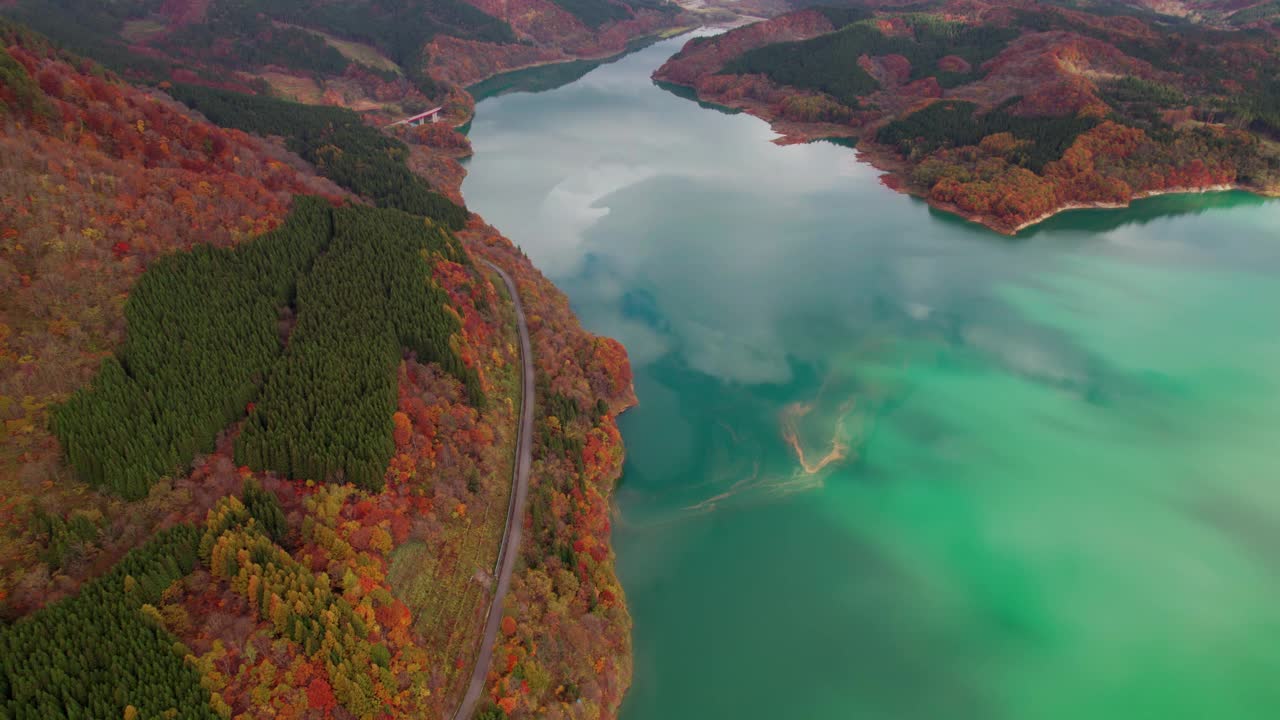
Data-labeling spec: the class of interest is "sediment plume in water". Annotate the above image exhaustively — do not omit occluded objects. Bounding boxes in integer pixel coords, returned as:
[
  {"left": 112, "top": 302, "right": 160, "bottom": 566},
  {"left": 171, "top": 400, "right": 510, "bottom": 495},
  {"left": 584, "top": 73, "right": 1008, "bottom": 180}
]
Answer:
[
  {"left": 681, "top": 389, "right": 863, "bottom": 514},
  {"left": 781, "top": 397, "right": 857, "bottom": 475}
]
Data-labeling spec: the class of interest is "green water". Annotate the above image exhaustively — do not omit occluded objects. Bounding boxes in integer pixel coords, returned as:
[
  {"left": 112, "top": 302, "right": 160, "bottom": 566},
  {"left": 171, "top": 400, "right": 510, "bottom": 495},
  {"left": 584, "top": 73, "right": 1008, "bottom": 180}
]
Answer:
[{"left": 461, "top": 34, "right": 1280, "bottom": 720}]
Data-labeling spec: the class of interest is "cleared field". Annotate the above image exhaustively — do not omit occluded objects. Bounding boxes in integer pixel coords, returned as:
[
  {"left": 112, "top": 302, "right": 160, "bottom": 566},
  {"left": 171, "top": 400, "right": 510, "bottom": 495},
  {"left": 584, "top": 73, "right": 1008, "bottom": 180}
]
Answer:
[
  {"left": 121, "top": 19, "right": 166, "bottom": 42},
  {"left": 275, "top": 22, "right": 403, "bottom": 73},
  {"left": 322, "top": 33, "right": 402, "bottom": 73},
  {"left": 257, "top": 71, "right": 325, "bottom": 104}
]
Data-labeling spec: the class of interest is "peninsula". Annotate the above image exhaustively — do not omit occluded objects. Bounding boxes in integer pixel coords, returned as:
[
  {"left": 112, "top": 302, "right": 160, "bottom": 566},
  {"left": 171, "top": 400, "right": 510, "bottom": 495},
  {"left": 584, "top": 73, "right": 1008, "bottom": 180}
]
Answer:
[{"left": 654, "top": 0, "right": 1280, "bottom": 233}]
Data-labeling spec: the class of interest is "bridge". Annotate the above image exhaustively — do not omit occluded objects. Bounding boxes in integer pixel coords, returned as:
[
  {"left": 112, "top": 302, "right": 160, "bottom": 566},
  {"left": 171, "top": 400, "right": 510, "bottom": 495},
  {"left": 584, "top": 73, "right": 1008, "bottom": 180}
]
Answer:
[{"left": 390, "top": 106, "right": 443, "bottom": 127}]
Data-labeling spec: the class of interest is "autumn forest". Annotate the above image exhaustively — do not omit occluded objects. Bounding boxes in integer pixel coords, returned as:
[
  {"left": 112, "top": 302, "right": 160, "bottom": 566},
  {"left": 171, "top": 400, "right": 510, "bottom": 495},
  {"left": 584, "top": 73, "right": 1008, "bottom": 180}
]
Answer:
[
  {"left": 655, "top": 0, "right": 1280, "bottom": 232},
  {"left": 3, "top": 0, "right": 1279, "bottom": 718},
  {"left": 0, "top": 1, "right": 648, "bottom": 717}
]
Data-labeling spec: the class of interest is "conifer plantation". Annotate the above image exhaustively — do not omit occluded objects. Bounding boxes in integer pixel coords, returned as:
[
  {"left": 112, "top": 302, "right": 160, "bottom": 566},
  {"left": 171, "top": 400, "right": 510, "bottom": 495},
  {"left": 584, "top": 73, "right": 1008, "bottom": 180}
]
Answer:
[
  {"left": 876, "top": 99, "right": 1100, "bottom": 172},
  {"left": 0, "top": 525, "right": 213, "bottom": 720},
  {"left": 50, "top": 198, "right": 335, "bottom": 499},
  {"left": 237, "top": 205, "right": 483, "bottom": 491},
  {"left": 52, "top": 200, "right": 479, "bottom": 498}
]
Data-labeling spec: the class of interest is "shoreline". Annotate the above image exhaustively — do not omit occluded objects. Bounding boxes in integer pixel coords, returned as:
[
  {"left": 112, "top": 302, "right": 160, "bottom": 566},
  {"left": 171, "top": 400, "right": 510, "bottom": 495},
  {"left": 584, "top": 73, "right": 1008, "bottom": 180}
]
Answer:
[
  {"left": 435, "top": 23, "right": 1268, "bottom": 717},
  {"left": 654, "top": 73, "right": 1279, "bottom": 235},
  {"left": 442, "top": 24, "right": 697, "bottom": 107},
  {"left": 900, "top": 178, "right": 1269, "bottom": 236},
  {"left": 1007, "top": 184, "right": 1256, "bottom": 234},
  {"left": 417, "top": 18, "right": 1274, "bottom": 718},
  {"left": 446, "top": 6, "right": 764, "bottom": 110},
  {"left": 435, "top": 26, "right": 656, "bottom": 720}
]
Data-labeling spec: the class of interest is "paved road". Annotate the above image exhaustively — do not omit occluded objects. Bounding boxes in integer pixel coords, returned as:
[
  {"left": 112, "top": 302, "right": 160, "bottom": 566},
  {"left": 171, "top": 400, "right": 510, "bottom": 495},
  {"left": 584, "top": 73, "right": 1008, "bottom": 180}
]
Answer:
[{"left": 453, "top": 260, "right": 535, "bottom": 720}]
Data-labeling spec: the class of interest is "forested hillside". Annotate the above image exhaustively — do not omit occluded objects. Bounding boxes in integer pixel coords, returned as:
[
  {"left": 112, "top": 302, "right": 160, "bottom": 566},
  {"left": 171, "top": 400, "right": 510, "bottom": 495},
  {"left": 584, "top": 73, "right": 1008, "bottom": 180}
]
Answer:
[
  {"left": 2, "top": 14, "right": 640, "bottom": 720},
  {"left": 236, "top": 204, "right": 482, "bottom": 490},
  {"left": 655, "top": 0, "right": 1280, "bottom": 232},
  {"left": 457, "top": 223, "right": 636, "bottom": 720},
  {"left": 50, "top": 200, "right": 478, "bottom": 500},
  {"left": 1117, "top": 0, "right": 1280, "bottom": 26},
  {"left": 51, "top": 198, "right": 338, "bottom": 500},
  {"left": 0, "top": 0, "right": 682, "bottom": 119},
  {"left": 0, "top": 525, "right": 211, "bottom": 719},
  {"left": 169, "top": 86, "right": 469, "bottom": 228},
  {"left": 1, "top": 17, "right": 344, "bottom": 605}
]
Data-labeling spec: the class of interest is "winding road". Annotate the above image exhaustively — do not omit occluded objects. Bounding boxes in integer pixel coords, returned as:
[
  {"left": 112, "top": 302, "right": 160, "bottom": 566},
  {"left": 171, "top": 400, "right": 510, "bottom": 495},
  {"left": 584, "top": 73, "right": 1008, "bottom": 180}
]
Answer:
[{"left": 453, "top": 260, "right": 536, "bottom": 720}]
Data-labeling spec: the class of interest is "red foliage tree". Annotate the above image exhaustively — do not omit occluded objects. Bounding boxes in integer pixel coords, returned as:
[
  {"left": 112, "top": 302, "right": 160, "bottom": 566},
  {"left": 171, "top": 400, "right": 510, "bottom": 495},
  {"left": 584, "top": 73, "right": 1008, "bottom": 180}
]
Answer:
[{"left": 307, "top": 677, "right": 336, "bottom": 712}]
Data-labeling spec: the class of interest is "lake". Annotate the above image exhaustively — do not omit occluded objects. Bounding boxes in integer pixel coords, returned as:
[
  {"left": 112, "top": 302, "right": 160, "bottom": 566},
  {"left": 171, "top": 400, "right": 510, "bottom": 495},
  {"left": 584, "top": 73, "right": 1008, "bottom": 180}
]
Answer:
[{"left": 461, "top": 32, "right": 1280, "bottom": 720}]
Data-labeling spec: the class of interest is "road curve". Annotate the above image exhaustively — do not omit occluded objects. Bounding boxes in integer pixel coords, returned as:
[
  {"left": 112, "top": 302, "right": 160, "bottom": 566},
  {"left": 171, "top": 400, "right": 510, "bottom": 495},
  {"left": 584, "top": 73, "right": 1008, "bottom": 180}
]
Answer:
[{"left": 454, "top": 260, "right": 536, "bottom": 720}]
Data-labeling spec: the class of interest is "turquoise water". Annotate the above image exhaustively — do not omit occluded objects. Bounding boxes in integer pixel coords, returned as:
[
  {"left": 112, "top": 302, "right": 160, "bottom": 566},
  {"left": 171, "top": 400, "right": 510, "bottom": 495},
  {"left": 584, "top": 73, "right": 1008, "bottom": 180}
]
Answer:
[{"left": 461, "top": 34, "right": 1280, "bottom": 720}]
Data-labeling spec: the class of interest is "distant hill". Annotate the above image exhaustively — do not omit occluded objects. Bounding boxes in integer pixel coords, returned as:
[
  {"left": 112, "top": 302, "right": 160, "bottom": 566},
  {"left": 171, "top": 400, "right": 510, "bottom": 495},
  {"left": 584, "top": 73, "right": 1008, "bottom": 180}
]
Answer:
[
  {"left": 655, "top": 0, "right": 1280, "bottom": 232},
  {"left": 765, "top": 0, "right": 1280, "bottom": 25},
  {"left": 1, "top": 0, "right": 681, "bottom": 117},
  {"left": 1115, "top": 0, "right": 1280, "bottom": 26}
]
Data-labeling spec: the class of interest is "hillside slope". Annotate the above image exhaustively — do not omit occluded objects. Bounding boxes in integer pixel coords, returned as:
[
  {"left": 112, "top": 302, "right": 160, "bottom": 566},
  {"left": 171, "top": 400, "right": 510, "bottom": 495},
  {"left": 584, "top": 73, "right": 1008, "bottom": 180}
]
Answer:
[
  {"left": 655, "top": 0, "right": 1280, "bottom": 232},
  {"left": 1, "top": 16, "right": 637, "bottom": 720},
  {"left": 2, "top": 0, "right": 684, "bottom": 119},
  {"left": 1117, "top": 0, "right": 1280, "bottom": 26},
  {"left": 1, "top": 18, "right": 344, "bottom": 610}
]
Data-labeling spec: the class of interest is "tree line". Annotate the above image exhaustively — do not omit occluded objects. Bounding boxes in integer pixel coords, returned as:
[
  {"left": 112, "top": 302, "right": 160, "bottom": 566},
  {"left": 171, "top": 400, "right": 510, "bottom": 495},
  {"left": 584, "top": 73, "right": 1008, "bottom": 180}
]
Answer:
[
  {"left": 0, "top": 41, "right": 51, "bottom": 121},
  {"left": 537, "top": 0, "right": 678, "bottom": 29},
  {"left": 0, "top": 0, "right": 175, "bottom": 82},
  {"left": 1238, "top": 78, "right": 1280, "bottom": 137},
  {"left": 162, "top": 3, "right": 351, "bottom": 77},
  {"left": 169, "top": 84, "right": 470, "bottom": 230},
  {"left": 546, "top": 0, "right": 632, "bottom": 28},
  {"left": 0, "top": 481, "right": 292, "bottom": 719}
]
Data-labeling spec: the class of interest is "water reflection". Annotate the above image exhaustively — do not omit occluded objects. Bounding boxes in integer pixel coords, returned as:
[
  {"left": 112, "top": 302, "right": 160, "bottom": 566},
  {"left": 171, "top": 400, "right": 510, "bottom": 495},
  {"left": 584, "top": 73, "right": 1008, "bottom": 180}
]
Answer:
[
  {"left": 1020, "top": 189, "right": 1272, "bottom": 237},
  {"left": 651, "top": 79, "right": 743, "bottom": 114},
  {"left": 462, "top": 33, "right": 1280, "bottom": 720},
  {"left": 467, "top": 34, "right": 667, "bottom": 101}
]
